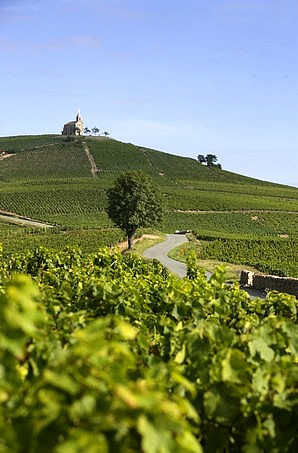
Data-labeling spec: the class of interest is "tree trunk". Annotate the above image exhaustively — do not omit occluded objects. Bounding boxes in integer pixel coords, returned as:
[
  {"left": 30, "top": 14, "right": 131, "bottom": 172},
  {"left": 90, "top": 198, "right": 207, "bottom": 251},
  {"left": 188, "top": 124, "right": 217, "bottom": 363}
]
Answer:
[{"left": 127, "top": 228, "right": 136, "bottom": 250}]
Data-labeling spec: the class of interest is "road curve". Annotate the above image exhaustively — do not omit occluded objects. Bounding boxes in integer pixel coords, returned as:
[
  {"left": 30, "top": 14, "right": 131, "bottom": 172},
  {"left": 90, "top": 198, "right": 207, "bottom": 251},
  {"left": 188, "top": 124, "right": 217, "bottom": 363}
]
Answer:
[
  {"left": 143, "top": 235, "right": 265, "bottom": 299},
  {"left": 143, "top": 234, "right": 188, "bottom": 278}
]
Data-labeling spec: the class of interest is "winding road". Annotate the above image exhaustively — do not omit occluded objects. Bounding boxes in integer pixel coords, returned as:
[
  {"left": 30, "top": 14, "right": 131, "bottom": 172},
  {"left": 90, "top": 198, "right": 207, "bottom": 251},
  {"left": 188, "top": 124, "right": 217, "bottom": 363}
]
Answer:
[
  {"left": 143, "top": 234, "right": 265, "bottom": 298},
  {"left": 143, "top": 234, "right": 190, "bottom": 278},
  {"left": 143, "top": 234, "right": 213, "bottom": 279}
]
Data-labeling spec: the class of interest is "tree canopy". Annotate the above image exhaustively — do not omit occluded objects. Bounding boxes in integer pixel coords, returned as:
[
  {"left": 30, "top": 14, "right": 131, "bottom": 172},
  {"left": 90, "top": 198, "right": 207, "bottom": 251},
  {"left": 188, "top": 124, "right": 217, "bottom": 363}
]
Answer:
[
  {"left": 107, "top": 171, "right": 163, "bottom": 249},
  {"left": 197, "top": 154, "right": 222, "bottom": 169}
]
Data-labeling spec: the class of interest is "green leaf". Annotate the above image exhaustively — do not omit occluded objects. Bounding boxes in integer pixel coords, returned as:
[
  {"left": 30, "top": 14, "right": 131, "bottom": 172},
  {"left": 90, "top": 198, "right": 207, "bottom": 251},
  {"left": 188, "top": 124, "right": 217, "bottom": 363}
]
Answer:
[
  {"left": 252, "top": 368, "right": 269, "bottom": 395},
  {"left": 204, "top": 389, "right": 220, "bottom": 418},
  {"left": 55, "top": 430, "right": 108, "bottom": 453},
  {"left": 117, "top": 320, "right": 137, "bottom": 340},
  {"left": 137, "top": 415, "right": 170, "bottom": 453},
  {"left": 204, "top": 387, "right": 239, "bottom": 424},
  {"left": 174, "top": 344, "right": 186, "bottom": 364},
  {"left": 176, "top": 431, "right": 203, "bottom": 453},
  {"left": 221, "top": 349, "right": 248, "bottom": 384},
  {"left": 44, "top": 370, "right": 79, "bottom": 395},
  {"left": 248, "top": 338, "right": 275, "bottom": 362}
]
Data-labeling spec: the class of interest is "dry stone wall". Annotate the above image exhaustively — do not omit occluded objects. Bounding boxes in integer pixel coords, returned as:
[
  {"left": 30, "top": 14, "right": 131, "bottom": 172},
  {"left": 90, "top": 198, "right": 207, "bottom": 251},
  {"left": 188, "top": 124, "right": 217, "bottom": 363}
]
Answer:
[{"left": 240, "top": 270, "right": 298, "bottom": 297}]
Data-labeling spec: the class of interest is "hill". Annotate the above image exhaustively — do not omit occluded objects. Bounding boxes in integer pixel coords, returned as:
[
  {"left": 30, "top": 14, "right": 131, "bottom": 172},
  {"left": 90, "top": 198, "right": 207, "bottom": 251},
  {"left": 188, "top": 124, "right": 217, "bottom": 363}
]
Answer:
[{"left": 0, "top": 134, "right": 297, "bottom": 277}]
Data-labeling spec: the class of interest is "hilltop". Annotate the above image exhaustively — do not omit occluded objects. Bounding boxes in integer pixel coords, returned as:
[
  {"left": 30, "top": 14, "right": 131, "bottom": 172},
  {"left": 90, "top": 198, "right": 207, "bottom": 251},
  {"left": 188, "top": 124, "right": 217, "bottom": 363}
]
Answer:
[{"left": 0, "top": 134, "right": 297, "bottom": 277}]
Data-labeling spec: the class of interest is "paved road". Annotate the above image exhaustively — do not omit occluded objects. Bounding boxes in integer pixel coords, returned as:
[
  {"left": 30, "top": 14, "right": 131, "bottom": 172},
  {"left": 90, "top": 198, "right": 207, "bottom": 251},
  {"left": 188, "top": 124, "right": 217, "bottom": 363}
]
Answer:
[
  {"left": 143, "top": 234, "right": 189, "bottom": 278},
  {"left": 143, "top": 235, "right": 264, "bottom": 299}
]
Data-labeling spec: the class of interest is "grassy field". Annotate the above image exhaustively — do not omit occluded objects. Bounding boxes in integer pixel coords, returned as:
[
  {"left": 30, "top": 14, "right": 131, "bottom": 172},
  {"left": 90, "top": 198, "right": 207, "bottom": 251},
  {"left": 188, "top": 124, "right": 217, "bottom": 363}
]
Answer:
[{"left": 0, "top": 134, "right": 297, "bottom": 277}]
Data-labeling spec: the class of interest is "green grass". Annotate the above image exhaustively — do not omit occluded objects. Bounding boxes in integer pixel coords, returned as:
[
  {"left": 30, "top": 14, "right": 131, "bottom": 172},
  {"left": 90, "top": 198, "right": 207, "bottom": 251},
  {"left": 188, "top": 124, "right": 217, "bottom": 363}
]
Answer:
[{"left": 131, "top": 231, "right": 166, "bottom": 255}]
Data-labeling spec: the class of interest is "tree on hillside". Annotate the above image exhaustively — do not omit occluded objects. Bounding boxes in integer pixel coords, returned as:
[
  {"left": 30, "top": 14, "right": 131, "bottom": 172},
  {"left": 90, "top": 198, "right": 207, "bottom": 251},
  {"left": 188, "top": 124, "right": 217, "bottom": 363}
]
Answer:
[
  {"left": 103, "top": 131, "right": 110, "bottom": 138},
  {"left": 107, "top": 171, "right": 163, "bottom": 250},
  {"left": 84, "top": 127, "right": 91, "bottom": 135},
  {"left": 197, "top": 154, "right": 206, "bottom": 164},
  {"left": 205, "top": 154, "right": 218, "bottom": 167},
  {"left": 197, "top": 154, "right": 221, "bottom": 168},
  {"left": 92, "top": 127, "right": 100, "bottom": 136}
]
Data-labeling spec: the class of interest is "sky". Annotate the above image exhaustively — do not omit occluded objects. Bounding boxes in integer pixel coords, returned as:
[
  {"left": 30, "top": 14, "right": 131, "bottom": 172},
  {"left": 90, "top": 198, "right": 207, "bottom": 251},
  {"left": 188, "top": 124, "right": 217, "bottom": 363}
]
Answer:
[{"left": 1, "top": 0, "right": 298, "bottom": 187}]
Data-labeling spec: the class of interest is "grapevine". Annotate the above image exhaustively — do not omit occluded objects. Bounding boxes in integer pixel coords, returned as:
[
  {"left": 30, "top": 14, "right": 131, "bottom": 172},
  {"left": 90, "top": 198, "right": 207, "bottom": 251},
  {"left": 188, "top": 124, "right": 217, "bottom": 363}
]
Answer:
[{"left": 0, "top": 246, "right": 297, "bottom": 452}]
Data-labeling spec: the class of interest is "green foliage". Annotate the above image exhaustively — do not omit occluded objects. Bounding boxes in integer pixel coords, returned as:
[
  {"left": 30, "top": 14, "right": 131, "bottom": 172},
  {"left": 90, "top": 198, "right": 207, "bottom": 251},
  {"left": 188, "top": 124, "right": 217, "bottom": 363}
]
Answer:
[
  {"left": 87, "top": 139, "right": 154, "bottom": 173},
  {"left": 161, "top": 212, "right": 297, "bottom": 278},
  {"left": 0, "top": 134, "right": 298, "bottom": 278},
  {"left": 0, "top": 228, "right": 126, "bottom": 255},
  {"left": 0, "top": 141, "right": 91, "bottom": 181},
  {"left": 162, "top": 187, "right": 298, "bottom": 212},
  {"left": 0, "top": 248, "right": 297, "bottom": 452},
  {"left": 0, "top": 185, "right": 107, "bottom": 219},
  {"left": 186, "top": 250, "right": 206, "bottom": 280},
  {"left": 163, "top": 211, "right": 298, "bottom": 238},
  {"left": 195, "top": 236, "right": 298, "bottom": 277},
  {"left": 197, "top": 153, "right": 220, "bottom": 168},
  {"left": 0, "top": 134, "right": 63, "bottom": 153},
  {"left": 107, "top": 171, "right": 164, "bottom": 248}
]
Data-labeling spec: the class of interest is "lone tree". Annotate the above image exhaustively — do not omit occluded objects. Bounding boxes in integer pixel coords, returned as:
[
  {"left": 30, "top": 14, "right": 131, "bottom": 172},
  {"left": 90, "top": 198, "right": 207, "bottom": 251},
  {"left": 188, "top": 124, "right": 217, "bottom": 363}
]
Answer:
[{"left": 107, "top": 171, "right": 163, "bottom": 250}]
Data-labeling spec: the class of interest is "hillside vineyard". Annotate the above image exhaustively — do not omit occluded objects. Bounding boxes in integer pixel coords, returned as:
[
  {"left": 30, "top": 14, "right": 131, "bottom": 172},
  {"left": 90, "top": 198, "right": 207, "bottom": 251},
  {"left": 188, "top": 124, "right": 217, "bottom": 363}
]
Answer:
[
  {"left": 0, "top": 134, "right": 297, "bottom": 277},
  {"left": 0, "top": 135, "right": 297, "bottom": 451}
]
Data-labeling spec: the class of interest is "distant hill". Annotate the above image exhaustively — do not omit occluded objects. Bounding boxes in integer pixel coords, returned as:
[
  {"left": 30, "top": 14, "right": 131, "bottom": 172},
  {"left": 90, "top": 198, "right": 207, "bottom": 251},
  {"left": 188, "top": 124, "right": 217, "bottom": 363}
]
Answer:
[
  {"left": 0, "top": 134, "right": 297, "bottom": 277},
  {"left": 0, "top": 134, "right": 293, "bottom": 186},
  {"left": 0, "top": 134, "right": 297, "bottom": 216}
]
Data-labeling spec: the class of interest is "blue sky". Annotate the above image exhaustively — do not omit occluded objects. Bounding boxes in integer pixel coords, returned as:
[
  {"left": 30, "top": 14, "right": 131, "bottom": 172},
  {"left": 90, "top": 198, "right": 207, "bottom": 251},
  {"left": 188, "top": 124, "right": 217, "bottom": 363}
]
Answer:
[{"left": 1, "top": 0, "right": 298, "bottom": 187}]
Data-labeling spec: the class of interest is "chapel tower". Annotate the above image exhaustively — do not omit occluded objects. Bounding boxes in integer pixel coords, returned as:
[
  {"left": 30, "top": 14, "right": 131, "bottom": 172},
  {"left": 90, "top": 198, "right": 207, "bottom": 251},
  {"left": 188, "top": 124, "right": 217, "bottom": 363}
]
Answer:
[{"left": 62, "top": 110, "right": 84, "bottom": 136}]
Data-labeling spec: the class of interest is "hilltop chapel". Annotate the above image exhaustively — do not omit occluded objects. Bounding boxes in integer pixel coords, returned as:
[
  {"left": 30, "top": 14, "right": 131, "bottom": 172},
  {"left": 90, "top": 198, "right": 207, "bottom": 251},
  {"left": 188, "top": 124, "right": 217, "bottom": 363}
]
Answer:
[{"left": 62, "top": 111, "right": 84, "bottom": 136}]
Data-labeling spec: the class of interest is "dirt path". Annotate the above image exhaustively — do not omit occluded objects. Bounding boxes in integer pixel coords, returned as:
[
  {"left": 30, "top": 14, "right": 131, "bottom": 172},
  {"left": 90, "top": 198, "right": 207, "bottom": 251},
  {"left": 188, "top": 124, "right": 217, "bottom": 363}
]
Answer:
[
  {"left": 173, "top": 209, "right": 298, "bottom": 214},
  {"left": 115, "top": 234, "right": 160, "bottom": 252},
  {"left": 0, "top": 153, "right": 15, "bottom": 161},
  {"left": 82, "top": 141, "right": 99, "bottom": 177},
  {"left": 0, "top": 211, "right": 54, "bottom": 228}
]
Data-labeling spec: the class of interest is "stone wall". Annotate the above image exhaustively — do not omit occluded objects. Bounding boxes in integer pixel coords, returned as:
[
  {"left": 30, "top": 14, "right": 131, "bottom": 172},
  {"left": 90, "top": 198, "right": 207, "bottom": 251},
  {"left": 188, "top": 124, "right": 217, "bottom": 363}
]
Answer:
[{"left": 240, "top": 270, "right": 298, "bottom": 297}]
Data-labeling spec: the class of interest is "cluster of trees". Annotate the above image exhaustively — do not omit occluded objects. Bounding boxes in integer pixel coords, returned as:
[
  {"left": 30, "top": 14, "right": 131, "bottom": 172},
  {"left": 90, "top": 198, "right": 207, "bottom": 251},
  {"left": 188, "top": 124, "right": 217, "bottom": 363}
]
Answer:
[
  {"left": 84, "top": 127, "right": 110, "bottom": 137},
  {"left": 197, "top": 154, "right": 222, "bottom": 168}
]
